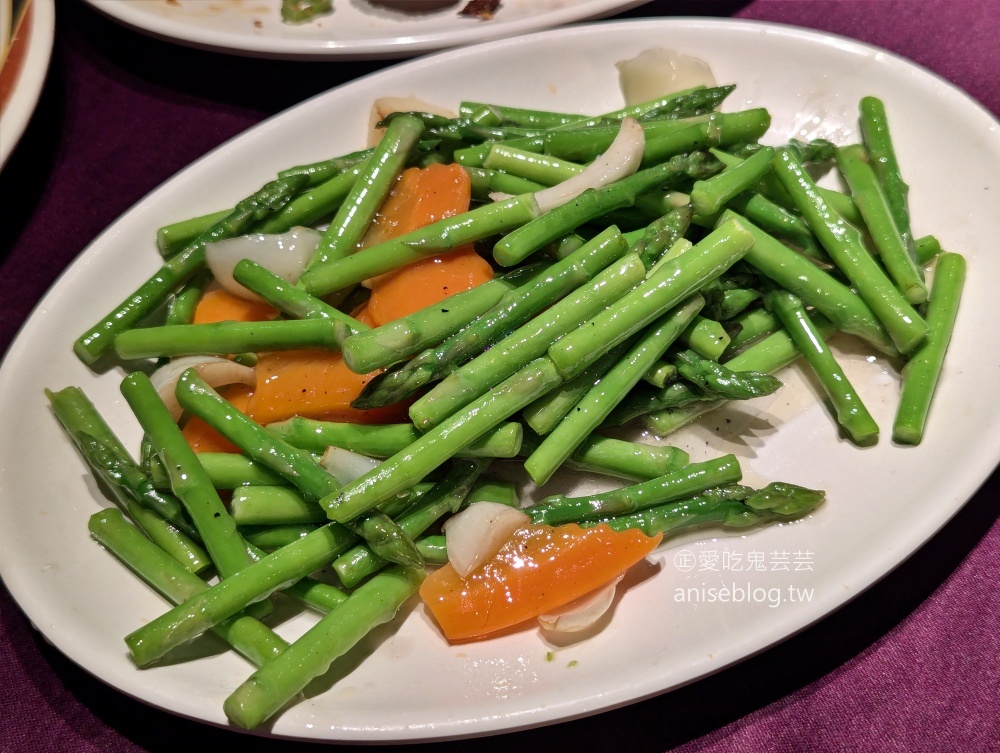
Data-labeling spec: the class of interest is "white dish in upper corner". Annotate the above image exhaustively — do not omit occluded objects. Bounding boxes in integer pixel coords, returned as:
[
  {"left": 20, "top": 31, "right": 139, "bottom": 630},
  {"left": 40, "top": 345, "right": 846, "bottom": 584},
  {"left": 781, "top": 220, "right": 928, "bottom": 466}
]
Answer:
[
  {"left": 80, "top": 0, "right": 653, "bottom": 60},
  {"left": 0, "top": 0, "right": 54, "bottom": 170},
  {"left": 2, "top": 17, "right": 1000, "bottom": 744}
]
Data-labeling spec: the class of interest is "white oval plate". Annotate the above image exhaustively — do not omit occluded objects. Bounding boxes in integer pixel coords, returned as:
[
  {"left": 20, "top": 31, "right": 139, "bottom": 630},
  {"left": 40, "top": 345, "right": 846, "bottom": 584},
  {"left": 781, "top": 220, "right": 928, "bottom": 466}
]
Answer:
[
  {"left": 2, "top": 18, "right": 999, "bottom": 743},
  {"left": 80, "top": 0, "right": 651, "bottom": 60},
  {"left": 0, "top": 0, "right": 54, "bottom": 170}
]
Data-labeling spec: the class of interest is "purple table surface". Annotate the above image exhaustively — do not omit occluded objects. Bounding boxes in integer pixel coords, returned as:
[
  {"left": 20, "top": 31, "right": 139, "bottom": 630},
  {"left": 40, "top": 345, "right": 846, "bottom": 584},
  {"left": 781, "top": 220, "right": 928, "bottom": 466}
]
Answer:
[{"left": 2, "top": 1, "right": 998, "bottom": 751}]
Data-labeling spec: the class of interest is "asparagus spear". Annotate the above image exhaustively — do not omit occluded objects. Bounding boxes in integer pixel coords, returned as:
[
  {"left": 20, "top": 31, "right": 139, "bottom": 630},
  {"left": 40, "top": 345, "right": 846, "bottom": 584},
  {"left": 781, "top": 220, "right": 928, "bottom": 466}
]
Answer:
[
  {"left": 522, "top": 341, "right": 632, "bottom": 435},
  {"left": 323, "top": 357, "right": 563, "bottom": 524},
  {"left": 306, "top": 114, "right": 425, "bottom": 272},
  {"left": 114, "top": 318, "right": 345, "bottom": 360},
  {"left": 722, "top": 306, "right": 780, "bottom": 357},
  {"left": 74, "top": 174, "right": 307, "bottom": 365},
  {"left": 859, "top": 97, "right": 916, "bottom": 267},
  {"left": 630, "top": 205, "right": 694, "bottom": 269},
  {"left": 521, "top": 433, "right": 690, "bottom": 482},
  {"left": 121, "top": 372, "right": 255, "bottom": 578},
  {"left": 675, "top": 349, "right": 782, "bottom": 400},
  {"left": 408, "top": 248, "right": 645, "bottom": 429},
  {"left": 90, "top": 509, "right": 287, "bottom": 668},
  {"left": 223, "top": 565, "right": 424, "bottom": 730},
  {"left": 680, "top": 316, "right": 731, "bottom": 361},
  {"left": 298, "top": 194, "right": 538, "bottom": 297},
  {"left": 765, "top": 289, "right": 879, "bottom": 446},
  {"left": 467, "top": 166, "right": 546, "bottom": 200},
  {"left": 351, "top": 225, "right": 630, "bottom": 409},
  {"left": 71, "top": 435, "right": 209, "bottom": 572},
  {"left": 340, "top": 277, "right": 513, "bottom": 373},
  {"left": 769, "top": 147, "right": 927, "bottom": 354},
  {"left": 125, "top": 521, "right": 359, "bottom": 667},
  {"left": 643, "top": 359, "right": 678, "bottom": 389},
  {"left": 231, "top": 483, "right": 433, "bottom": 527},
  {"left": 157, "top": 211, "right": 230, "bottom": 257},
  {"left": 914, "top": 235, "right": 942, "bottom": 266},
  {"left": 266, "top": 418, "right": 523, "bottom": 459},
  {"left": 546, "top": 218, "right": 755, "bottom": 381},
  {"left": 332, "top": 459, "right": 488, "bottom": 588},
  {"left": 232, "top": 259, "right": 369, "bottom": 329},
  {"left": 525, "top": 295, "right": 705, "bottom": 485},
  {"left": 836, "top": 143, "right": 927, "bottom": 304},
  {"left": 525, "top": 455, "right": 743, "bottom": 526},
  {"left": 47, "top": 386, "right": 194, "bottom": 532},
  {"left": 722, "top": 210, "right": 895, "bottom": 353},
  {"left": 642, "top": 316, "right": 838, "bottom": 437},
  {"left": 173, "top": 369, "right": 423, "bottom": 567},
  {"left": 149, "top": 452, "right": 286, "bottom": 490},
  {"left": 483, "top": 143, "right": 584, "bottom": 185},
  {"left": 893, "top": 252, "right": 965, "bottom": 444},
  {"left": 230, "top": 486, "right": 327, "bottom": 526},
  {"left": 458, "top": 101, "right": 583, "bottom": 129},
  {"left": 242, "top": 524, "right": 319, "bottom": 550},
  {"left": 690, "top": 146, "right": 775, "bottom": 217},
  {"left": 640, "top": 110, "right": 771, "bottom": 167},
  {"left": 493, "top": 153, "right": 720, "bottom": 266},
  {"left": 164, "top": 270, "right": 212, "bottom": 326},
  {"left": 542, "top": 110, "right": 768, "bottom": 164},
  {"left": 277, "top": 147, "right": 371, "bottom": 186},
  {"left": 256, "top": 160, "right": 369, "bottom": 235},
  {"left": 598, "top": 482, "right": 824, "bottom": 536}
]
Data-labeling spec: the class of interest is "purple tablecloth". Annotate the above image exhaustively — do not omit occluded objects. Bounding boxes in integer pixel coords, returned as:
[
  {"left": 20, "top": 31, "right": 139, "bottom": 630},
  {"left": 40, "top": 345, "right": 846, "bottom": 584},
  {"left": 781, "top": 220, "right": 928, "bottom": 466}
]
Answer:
[{"left": 1, "top": 1, "right": 998, "bottom": 750}]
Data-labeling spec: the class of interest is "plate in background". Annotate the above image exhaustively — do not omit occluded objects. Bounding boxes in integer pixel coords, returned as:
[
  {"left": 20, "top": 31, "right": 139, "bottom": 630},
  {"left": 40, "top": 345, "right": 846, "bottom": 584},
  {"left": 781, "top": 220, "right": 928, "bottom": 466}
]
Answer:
[
  {"left": 0, "top": 0, "right": 55, "bottom": 170},
  {"left": 81, "top": 0, "right": 652, "bottom": 59}
]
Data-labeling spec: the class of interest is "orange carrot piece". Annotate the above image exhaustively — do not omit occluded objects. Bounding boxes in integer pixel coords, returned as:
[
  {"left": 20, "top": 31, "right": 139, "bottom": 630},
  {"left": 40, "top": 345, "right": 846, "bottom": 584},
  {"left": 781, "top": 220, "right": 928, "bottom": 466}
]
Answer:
[
  {"left": 182, "top": 384, "right": 254, "bottom": 454},
  {"left": 364, "top": 163, "right": 494, "bottom": 326},
  {"left": 192, "top": 288, "right": 278, "bottom": 325},
  {"left": 181, "top": 164, "right": 491, "bottom": 449},
  {"left": 244, "top": 348, "right": 409, "bottom": 426},
  {"left": 419, "top": 523, "right": 662, "bottom": 641}
]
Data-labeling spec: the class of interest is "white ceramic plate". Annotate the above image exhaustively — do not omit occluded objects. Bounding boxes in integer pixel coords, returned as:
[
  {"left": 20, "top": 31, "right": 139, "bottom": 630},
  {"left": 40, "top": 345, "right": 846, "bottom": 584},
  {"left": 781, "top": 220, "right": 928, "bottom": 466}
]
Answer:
[
  {"left": 2, "top": 18, "right": 999, "bottom": 743},
  {"left": 0, "top": 0, "right": 54, "bottom": 170},
  {"left": 81, "top": 0, "right": 651, "bottom": 60}
]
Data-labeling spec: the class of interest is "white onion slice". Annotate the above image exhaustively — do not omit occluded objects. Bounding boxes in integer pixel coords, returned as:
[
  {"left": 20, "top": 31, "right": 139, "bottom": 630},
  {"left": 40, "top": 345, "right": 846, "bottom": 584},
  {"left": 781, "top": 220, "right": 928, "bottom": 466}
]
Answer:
[
  {"left": 320, "top": 446, "right": 382, "bottom": 484},
  {"left": 616, "top": 48, "right": 717, "bottom": 107},
  {"left": 204, "top": 226, "right": 321, "bottom": 302},
  {"left": 538, "top": 575, "right": 624, "bottom": 634},
  {"left": 368, "top": 95, "right": 457, "bottom": 147},
  {"left": 442, "top": 501, "right": 530, "bottom": 577},
  {"left": 150, "top": 356, "right": 255, "bottom": 421},
  {"left": 532, "top": 117, "right": 645, "bottom": 214}
]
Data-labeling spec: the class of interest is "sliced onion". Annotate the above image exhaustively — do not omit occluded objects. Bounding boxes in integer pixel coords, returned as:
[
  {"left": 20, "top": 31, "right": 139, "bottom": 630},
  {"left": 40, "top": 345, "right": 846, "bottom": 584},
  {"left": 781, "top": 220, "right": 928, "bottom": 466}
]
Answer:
[
  {"left": 532, "top": 117, "right": 645, "bottom": 214},
  {"left": 150, "top": 356, "right": 255, "bottom": 421},
  {"left": 204, "top": 226, "right": 321, "bottom": 302},
  {"left": 616, "top": 48, "right": 717, "bottom": 107},
  {"left": 320, "top": 446, "right": 382, "bottom": 484},
  {"left": 368, "top": 95, "right": 457, "bottom": 148},
  {"left": 538, "top": 575, "right": 624, "bottom": 634},
  {"left": 442, "top": 501, "right": 530, "bottom": 577}
]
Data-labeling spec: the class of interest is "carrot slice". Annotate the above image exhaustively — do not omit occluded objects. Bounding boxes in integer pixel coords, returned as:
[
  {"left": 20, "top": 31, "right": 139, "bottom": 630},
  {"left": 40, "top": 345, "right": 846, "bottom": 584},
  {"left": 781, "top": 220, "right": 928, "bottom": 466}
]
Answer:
[
  {"left": 181, "top": 384, "right": 254, "bottom": 453},
  {"left": 364, "top": 163, "right": 493, "bottom": 326},
  {"left": 419, "top": 523, "right": 662, "bottom": 641},
  {"left": 192, "top": 289, "right": 278, "bottom": 325},
  {"left": 181, "top": 164, "right": 490, "bottom": 448},
  {"left": 244, "top": 348, "right": 409, "bottom": 426}
]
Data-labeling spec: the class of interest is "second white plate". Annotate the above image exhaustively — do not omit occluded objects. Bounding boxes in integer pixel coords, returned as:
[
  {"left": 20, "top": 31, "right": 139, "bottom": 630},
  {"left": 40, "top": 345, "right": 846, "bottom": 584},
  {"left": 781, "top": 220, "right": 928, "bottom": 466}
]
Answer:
[{"left": 81, "top": 0, "right": 652, "bottom": 59}]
